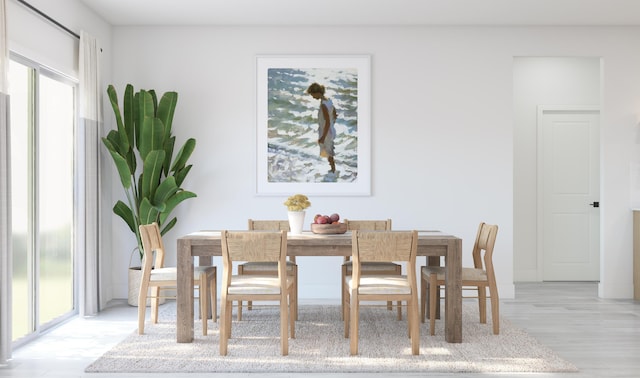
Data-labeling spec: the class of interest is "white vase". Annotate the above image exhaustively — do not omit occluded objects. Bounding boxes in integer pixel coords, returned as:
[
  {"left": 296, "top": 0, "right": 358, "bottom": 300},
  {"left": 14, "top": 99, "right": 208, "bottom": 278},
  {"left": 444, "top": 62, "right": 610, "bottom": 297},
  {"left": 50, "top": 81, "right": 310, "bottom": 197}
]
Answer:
[{"left": 288, "top": 211, "right": 306, "bottom": 235}]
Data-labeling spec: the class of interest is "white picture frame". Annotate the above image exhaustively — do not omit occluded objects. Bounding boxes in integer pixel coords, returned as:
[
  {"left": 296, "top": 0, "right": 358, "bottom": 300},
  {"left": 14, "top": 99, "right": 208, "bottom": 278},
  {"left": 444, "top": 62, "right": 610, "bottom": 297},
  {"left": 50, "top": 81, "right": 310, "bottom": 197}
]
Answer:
[{"left": 255, "top": 55, "right": 371, "bottom": 196}]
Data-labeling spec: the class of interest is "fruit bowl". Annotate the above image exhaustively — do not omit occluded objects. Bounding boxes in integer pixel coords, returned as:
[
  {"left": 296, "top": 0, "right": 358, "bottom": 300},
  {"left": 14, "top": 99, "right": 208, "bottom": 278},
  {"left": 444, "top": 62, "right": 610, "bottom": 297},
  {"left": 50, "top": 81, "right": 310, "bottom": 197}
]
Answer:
[{"left": 310, "top": 222, "right": 348, "bottom": 234}]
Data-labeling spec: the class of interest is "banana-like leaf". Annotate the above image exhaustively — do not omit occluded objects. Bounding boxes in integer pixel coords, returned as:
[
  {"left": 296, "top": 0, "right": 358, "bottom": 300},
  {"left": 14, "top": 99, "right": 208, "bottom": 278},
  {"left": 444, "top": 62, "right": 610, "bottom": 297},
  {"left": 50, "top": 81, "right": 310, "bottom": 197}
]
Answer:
[
  {"left": 159, "top": 190, "right": 196, "bottom": 225},
  {"left": 163, "top": 136, "right": 175, "bottom": 176},
  {"left": 123, "top": 84, "right": 135, "bottom": 151},
  {"left": 140, "top": 150, "right": 165, "bottom": 200},
  {"left": 173, "top": 164, "right": 192, "bottom": 187},
  {"left": 103, "top": 138, "right": 132, "bottom": 188},
  {"left": 104, "top": 130, "right": 122, "bottom": 152},
  {"left": 149, "top": 90, "right": 158, "bottom": 116},
  {"left": 139, "top": 118, "right": 165, "bottom": 161},
  {"left": 153, "top": 176, "right": 179, "bottom": 205},
  {"left": 170, "top": 138, "right": 196, "bottom": 173},
  {"left": 113, "top": 200, "right": 136, "bottom": 233},
  {"left": 139, "top": 90, "right": 155, "bottom": 121},
  {"left": 133, "top": 91, "right": 141, "bottom": 150},
  {"left": 157, "top": 91, "right": 177, "bottom": 137},
  {"left": 139, "top": 197, "right": 160, "bottom": 225},
  {"left": 160, "top": 217, "right": 177, "bottom": 236},
  {"left": 107, "top": 85, "right": 130, "bottom": 153}
]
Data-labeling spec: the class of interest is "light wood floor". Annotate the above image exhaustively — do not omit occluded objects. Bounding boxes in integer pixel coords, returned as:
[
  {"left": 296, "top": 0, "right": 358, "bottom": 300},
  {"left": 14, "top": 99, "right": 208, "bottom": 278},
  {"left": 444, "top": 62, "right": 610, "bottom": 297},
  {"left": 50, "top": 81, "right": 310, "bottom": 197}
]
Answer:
[{"left": 0, "top": 282, "right": 638, "bottom": 378}]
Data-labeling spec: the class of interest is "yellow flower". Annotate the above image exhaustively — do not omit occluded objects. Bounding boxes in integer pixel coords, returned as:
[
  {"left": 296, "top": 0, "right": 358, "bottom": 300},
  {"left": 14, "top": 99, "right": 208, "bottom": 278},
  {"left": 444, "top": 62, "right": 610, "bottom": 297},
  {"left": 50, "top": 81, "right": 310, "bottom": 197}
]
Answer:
[{"left": 284, "top": 194, "right": 311, "bottom": 211}]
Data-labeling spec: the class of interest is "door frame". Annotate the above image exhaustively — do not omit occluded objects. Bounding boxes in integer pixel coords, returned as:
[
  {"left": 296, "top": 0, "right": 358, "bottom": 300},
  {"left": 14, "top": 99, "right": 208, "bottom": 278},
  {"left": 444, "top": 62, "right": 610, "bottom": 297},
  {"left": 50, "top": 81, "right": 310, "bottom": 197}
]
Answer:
[{"left": 536, "top": 105, "right": 600, "bottom": 281}]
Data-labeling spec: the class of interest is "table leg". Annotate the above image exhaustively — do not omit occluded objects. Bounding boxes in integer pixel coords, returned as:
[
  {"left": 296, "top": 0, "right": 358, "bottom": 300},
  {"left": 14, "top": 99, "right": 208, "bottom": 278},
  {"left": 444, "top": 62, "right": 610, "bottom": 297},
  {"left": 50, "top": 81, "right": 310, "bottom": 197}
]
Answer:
[
  {"left": 444, "top": 238, "right": 462, "bottom": 343},
  {"left": 177, "top": 238, "right": 194, "bottom": 343}
]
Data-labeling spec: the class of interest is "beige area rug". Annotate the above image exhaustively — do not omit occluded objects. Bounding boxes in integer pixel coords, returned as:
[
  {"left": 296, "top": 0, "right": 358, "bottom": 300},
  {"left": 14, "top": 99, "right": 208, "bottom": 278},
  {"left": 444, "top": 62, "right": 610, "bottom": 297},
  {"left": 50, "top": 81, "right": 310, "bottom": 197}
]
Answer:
[{"left": 86, "top": 302, "right": 577, "bottom": 373}]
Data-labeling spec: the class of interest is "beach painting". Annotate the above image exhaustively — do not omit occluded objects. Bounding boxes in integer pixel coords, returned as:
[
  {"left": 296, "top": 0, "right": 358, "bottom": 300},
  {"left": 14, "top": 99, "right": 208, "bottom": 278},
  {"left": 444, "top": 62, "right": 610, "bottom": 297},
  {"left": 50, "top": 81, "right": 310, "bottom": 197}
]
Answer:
[{"left": 256, "top": 55, "right": 371, "bottom": 196}]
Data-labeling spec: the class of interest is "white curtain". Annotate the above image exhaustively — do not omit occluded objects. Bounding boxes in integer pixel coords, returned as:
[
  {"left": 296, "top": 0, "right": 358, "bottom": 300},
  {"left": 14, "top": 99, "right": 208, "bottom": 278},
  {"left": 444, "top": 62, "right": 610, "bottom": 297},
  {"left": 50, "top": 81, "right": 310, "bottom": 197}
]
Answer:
[
  {"left": 79, "top": 30, "right": 101, "bottom": 316},
  {"left": 0, "top": 0, "right": 11, "bottom": 365}
]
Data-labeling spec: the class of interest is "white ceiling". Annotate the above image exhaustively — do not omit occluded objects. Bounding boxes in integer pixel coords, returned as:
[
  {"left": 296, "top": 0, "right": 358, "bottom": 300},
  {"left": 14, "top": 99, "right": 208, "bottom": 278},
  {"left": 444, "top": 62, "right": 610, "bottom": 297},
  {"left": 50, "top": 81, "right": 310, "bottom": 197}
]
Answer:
[{"left": 79, "top": 0, "right": 640, "bottom": 27}]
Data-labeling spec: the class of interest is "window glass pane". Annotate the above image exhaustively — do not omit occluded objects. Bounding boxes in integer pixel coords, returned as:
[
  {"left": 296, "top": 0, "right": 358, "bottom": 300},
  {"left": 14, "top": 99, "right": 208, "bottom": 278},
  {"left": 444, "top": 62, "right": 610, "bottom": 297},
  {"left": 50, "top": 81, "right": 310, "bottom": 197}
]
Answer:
[
  {"left": 38, "top": 74, "right": 75, "bottom": 324},
  {"left": 8, "top": 61, "right": 33, "bottom": 341}
]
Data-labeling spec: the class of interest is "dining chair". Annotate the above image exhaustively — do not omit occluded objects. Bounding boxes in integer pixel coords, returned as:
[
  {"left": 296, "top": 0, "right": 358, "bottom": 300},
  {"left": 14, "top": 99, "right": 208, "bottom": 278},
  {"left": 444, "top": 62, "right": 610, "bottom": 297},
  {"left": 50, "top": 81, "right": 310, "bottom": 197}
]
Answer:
[
  {"left": 344, "top": 230, "right": 420, "bottom": 355},
  {"left": 341, "top": 219, "right": 402, "bottom": 320},
  {"left": 137, "top": 222, "right": 216, "bottom": 336},
  {"left": 420, "top": 222, "right": 499, "bottom": 335},
  {"left": 219, "top": 230, "right": 296, "bottom": 356},
  {"left": 236, "top": 220, "right": 298, "bottom": 321}
]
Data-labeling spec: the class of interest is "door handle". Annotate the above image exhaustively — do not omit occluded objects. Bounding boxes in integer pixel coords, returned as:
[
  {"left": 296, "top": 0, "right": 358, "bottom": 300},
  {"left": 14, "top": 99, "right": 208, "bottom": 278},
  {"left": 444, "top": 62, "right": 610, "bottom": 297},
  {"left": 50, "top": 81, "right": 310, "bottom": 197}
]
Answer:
[{"left": 590, "top": 202, "right": 600, "bottom": 208}]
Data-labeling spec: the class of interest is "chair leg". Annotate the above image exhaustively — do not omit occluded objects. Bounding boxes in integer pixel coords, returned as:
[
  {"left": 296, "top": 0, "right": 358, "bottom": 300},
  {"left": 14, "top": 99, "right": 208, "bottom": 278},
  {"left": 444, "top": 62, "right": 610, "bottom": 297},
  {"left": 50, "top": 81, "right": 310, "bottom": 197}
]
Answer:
[
  {"left": 349, "top": 292, "right": 359, "bottom": 355},
  {"left": 490, "top": 285, "right": 500, "bottom": 335},
  {"left": 341, "top": 265, "right": 348, "bottom": 320},
  {"left": 200, "top": 276, "right": 208, "bottom": 336},
  {"left": 137, "top": 281, "right": 150, "bottom": 335},
  {"left": 420, "top": 273, "right": 427, "bottom": 323},
  {"left": 292, "top": 266, "right": 298, "bottom": 321},
  {"left": 219, "top": 298, "right": 230, "bottom": 356},
  {"left": 289, "top": 287, "right": 296, "bottom": 339},
  {"left": 396, "top": 300, "right": 402, "bottom": 320},
  {"left": 150, "top": 287, "right": 160, "bottom": 324},
  {"left": 210, "top": 272, "right": 217, "bottom": 322},
  {"left": 429, "top": 275, "right": 437, "bottom": 336},
  {"left": 280, "top": 294, "right": 289, "bottom": 356},
  {"left": 478, "top": 285, "right": 487, "bottom": 324},
  {"left": 409, "top": 295, "right": 420, "bottom": 355},
  {"left": 237, "top": 300, "right": 243, "bottom": 321}
]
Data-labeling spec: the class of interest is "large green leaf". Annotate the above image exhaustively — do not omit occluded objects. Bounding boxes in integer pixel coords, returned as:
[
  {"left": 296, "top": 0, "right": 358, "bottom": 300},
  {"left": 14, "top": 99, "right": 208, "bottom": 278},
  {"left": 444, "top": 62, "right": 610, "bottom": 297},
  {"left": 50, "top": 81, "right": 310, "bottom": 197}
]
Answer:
[
  {"left": 157, "top": 91, "right": 177, "bottom": 137},
  {"left": 153, "top": 176, "right": 179, "bottom": 205},
  {"left": 107, "top": 85, "right": 129, "bottom": 153},
  {"left": 139, "top": 90, "right": 155, "bottom": 121},
  {"left": 103, "top": 138, "right": 132, "bottom": 188},
  {"left": 173, "top": 164, "right": 192, "bottom": 187},
  {"left": 163, "top": 136, "right": 175, "bottom": 176},
  {"left": 170, "top": 138, "right": 196, "bottom": 173},
  {"left": 159, "top": 217, "right": 177, "bottom": 236},
  {"left": 139, "top": 118, "right": 165, "bottom": 161},
  {"left": 159, "top": 190, "right": 196, "bottom": 224},
  {"left": 123, "top": 84, "right": 135, "bottom": 151},
  {"left": 139, "top": 197, "right": 160, "bottom": 225},
  {"left": 113, "top": 200, "right": 136, "bottom": 233},
  {"left": 140, "top": 150, "right": 165, "bottom": 200}
]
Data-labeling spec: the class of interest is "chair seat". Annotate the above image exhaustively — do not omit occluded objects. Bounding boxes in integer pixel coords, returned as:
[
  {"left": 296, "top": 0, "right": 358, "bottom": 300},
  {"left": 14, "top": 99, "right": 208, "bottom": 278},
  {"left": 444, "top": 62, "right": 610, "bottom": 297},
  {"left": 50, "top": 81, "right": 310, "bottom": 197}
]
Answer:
[
  {"left": 228, "top": 275, "right": 294, "bottom": 295},
  {"left": 239, "top": 261, "right": 296, "bottom": 272},
  {"left": 343, "top": 261, "right": 400, "bottom": 272},
  {"left": 421, "top": 266, "right": 488, "bottom": 282},
  {"left": 346, "top": 275, "right": 411, "bottom": 295},
  {"left": 149, "top": 266, "right": 215, "bottom": 281}
]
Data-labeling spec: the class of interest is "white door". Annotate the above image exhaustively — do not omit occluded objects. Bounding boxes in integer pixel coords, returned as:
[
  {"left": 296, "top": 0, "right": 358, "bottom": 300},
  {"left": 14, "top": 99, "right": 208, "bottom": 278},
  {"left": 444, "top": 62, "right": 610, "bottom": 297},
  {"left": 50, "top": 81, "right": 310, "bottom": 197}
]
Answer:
[{"left": 538, "top": 107, "right": 600, "bottom": 281}]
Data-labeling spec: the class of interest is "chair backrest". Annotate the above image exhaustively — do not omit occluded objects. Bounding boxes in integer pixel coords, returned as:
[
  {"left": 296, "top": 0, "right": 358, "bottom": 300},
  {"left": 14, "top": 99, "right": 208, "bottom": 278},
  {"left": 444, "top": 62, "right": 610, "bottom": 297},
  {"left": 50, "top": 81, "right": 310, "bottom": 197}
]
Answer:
[
  {"left": 344, "top": 219, "right": 392, "bottom": 231},
  {"left": 351, "top": 230, "right": 418, "bottom": 283},
  {"left": 221, "top": 230, "right": 288, "bottom": 281},
  {"left": 471, "top": 222, "right": 499, "bottom": 278},
  {"left": 248, "top": 219, "right": 290, "bottom": 231},
  {"left": 138, "top": 222, "right": 166, "bottom": 272}
]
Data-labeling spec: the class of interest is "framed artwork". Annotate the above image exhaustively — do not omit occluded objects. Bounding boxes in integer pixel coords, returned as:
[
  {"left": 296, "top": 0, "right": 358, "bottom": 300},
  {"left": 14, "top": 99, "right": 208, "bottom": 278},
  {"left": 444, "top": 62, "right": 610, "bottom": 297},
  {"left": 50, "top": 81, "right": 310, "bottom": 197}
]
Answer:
[{"left": 256, "top": 55, "right": 371, "bottom": 196}]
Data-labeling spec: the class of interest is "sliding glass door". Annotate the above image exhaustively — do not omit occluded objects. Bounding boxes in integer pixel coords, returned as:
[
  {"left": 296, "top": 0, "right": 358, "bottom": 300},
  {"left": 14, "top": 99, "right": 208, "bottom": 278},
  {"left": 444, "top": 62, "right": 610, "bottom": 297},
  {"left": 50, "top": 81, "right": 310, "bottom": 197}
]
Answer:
[{"left": 9, "top": 57, "right": 76, "bottom": 345}]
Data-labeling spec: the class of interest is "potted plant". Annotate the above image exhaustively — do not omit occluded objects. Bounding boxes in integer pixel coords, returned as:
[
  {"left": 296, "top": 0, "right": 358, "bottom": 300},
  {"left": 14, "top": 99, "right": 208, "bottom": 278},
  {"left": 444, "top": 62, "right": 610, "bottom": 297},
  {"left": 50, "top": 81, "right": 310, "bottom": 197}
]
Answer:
[
  {"left": 284, "top": 194, "right": 311, "bottom": 235},
  {"left": 102, "top": 83, "right": 197, "bottom": 305}
]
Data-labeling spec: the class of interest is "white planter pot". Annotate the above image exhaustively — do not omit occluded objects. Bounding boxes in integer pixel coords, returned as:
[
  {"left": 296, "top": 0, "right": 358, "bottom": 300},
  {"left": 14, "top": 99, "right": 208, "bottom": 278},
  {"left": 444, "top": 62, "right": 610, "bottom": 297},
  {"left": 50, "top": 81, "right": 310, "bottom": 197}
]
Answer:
[
  {"left": 287, "top": 211, "right": 306, "bottom": 235},
  {"left": 128, "top": 267, "right": 166, "bottom": 307}
]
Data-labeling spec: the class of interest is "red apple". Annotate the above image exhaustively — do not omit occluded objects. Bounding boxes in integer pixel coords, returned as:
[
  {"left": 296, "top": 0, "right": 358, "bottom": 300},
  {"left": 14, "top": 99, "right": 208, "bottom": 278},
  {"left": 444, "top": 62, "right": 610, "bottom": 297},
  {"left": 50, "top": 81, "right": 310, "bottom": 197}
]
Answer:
[
  {"left": 317, "top": 216, "right": 329, "bottom": 224},
  {"left": 313, "top": 214, "right": 322, "bottom": 223},
  {"left": 329, "top": 213, "right": 340, "bottom": 222}
]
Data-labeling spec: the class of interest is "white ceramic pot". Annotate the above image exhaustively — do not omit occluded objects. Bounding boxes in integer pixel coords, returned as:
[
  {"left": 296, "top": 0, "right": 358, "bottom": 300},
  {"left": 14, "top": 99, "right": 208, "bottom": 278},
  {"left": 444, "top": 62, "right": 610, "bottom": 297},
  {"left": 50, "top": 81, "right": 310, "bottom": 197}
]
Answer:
[{"left": 287, "top": 210, "right": 306, "bottom": 235}]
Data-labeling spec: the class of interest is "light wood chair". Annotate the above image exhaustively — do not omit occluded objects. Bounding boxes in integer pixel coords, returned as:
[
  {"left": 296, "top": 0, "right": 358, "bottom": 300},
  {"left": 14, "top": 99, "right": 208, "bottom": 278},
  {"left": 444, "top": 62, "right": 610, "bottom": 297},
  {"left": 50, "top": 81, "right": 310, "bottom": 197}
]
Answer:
[
  {"left": 219, "top": 230, "right": 295, "bottom": 356},
  {"left": 236, "top": 220, "right": 298, "bottom": 321},
  {"left": 421, "top": 222, "right": 500, "bottom": 335},
  {"left": 344, "top": 230, "right": 420, "bottom": 355},
  {"left": 341, "top": 219, "right": 402, "bottom": 320},
  {"left": 137, "top": 222, "right": 216, "bottom": 336}
]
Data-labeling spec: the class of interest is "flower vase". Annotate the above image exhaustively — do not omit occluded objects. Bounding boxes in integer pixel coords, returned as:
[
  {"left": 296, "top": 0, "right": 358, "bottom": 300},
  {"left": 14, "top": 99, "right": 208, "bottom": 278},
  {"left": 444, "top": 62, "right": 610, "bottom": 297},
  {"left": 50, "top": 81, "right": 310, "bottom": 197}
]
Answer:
[{"left": 287, "top": 211, "right": 306, "bottom": 235}]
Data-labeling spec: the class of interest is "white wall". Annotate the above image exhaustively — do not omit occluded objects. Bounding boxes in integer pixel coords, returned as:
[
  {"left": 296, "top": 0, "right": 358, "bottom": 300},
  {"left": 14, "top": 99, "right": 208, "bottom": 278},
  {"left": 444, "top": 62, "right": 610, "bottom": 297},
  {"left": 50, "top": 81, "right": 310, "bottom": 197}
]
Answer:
[
  {"left": 513, "top": 57, "right": 601, "bottom": 281},
  {"left": 102, "top": 26, "right": 640, "bottom": 301}
]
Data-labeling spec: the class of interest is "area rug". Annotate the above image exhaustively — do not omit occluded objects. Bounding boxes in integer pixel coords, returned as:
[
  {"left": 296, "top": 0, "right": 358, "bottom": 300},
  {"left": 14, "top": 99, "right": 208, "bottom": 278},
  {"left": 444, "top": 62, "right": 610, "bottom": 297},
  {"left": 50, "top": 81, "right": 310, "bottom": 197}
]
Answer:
[{"left": 85, "top": 302, "right": 577, "bottom": 373}]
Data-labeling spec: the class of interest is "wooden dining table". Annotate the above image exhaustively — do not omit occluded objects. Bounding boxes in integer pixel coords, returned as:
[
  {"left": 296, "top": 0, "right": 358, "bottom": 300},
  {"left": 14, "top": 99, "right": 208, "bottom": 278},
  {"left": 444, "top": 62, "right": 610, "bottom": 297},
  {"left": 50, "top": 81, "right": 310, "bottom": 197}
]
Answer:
[{"left": 176, "top": 230, "right": 463, "bottom": 343}]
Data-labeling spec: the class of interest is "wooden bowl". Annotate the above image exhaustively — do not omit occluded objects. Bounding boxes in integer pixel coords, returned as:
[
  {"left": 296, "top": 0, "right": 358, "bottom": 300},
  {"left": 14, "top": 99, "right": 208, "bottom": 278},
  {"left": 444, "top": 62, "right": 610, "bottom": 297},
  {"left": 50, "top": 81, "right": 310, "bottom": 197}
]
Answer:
[{"left": 310, "top": 222, "right": 348, "bottom": 234}]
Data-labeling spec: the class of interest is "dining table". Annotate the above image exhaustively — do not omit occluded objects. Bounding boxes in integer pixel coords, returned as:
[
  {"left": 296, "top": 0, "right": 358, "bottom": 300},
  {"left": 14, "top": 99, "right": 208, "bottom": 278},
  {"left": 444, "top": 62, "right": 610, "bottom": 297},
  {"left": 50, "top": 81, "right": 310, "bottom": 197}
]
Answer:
[{"left": 176, "top": 230, "right": 463, "bottom": 343}]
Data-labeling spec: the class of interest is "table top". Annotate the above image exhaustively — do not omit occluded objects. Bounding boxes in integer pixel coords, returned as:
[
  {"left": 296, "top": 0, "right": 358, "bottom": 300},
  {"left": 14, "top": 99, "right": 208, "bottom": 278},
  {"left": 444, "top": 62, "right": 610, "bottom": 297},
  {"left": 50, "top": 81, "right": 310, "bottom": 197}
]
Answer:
[{"left": 179, "top": 230, "right": 461, "bottom": 257}]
